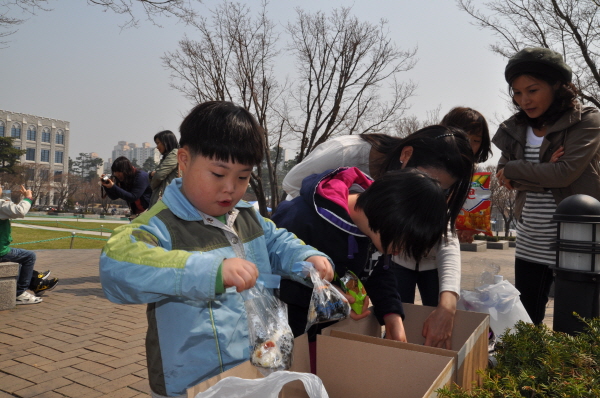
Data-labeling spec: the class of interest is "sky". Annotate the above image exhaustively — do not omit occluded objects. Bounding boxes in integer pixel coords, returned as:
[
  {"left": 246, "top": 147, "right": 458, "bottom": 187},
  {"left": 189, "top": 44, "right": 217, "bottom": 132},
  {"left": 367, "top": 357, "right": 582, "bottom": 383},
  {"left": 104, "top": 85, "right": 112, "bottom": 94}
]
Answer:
[{"left": 0, "top": 0, "right": 510, "bottom": 167}]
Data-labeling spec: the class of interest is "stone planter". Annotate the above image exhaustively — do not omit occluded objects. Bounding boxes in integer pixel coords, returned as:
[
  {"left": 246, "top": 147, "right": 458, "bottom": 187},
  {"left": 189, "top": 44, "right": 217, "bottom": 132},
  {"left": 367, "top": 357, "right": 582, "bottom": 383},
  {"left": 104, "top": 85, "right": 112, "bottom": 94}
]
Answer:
[
  {"left": 487, "top": 241, "right": 509, "bottom": 250},
  {"left": 0, "top": 262, "right": 19, "bottom": 310},
  {"left": 460, "top": 241, "right": 487, "bottom": 252}
]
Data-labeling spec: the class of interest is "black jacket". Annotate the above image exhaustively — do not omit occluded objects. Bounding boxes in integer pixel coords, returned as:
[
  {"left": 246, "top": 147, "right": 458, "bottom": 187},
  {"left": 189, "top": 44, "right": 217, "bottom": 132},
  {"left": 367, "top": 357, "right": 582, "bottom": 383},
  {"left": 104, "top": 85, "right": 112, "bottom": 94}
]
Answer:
[{"left": 272, "top": 168, "right": 404, "bottom": 336}]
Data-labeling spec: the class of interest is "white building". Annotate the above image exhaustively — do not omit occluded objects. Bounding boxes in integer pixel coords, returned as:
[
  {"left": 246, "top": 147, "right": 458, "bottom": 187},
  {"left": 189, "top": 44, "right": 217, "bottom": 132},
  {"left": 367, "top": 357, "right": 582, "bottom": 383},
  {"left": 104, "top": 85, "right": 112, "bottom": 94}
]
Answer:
[
  {"left": 111, "top": 141, "right": 159, "bottom": 168},
  {"left": 0, "top": 110, "right": 69, "bottom": 205}
]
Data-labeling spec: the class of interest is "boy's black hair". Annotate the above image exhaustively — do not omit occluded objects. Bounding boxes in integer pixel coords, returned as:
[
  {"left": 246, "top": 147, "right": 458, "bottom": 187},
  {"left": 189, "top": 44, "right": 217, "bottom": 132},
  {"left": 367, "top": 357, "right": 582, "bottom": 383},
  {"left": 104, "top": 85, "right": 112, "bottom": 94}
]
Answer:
[
  {"left": 179, "top": 101, "right": 264, "bottom": 166},
  {"left": 355, "top": 168, "right": 449, "bottom": 261},
  {"left": 440, "top": 107, "right": 492, "bottom": 163},
  {"left": 153, "top": 130, "right": 179, "bottom": 158},
  {"left": 360, "top": 125, "right": 474, "bottom": 233}
]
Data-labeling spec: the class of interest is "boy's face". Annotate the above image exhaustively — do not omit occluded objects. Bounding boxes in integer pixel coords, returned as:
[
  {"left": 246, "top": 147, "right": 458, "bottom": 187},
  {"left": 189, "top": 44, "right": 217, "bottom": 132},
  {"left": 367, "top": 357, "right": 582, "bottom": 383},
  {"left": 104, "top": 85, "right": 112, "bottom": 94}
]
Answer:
[{"left": 178, "top": 148, "right": 252, "bottom": 217}]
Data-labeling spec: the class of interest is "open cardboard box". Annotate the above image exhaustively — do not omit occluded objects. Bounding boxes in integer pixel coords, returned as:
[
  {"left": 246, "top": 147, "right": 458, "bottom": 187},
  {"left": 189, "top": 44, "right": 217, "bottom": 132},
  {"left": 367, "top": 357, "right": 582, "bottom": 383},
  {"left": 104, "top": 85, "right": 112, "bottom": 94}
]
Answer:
[
  {"left": 186, "top": 334, "right": 312, "bottom": 398},
  {"left": 321, "top": 303, "right": 490, "bottom": 390},
  {"left": 317, "top": 332, "right": 454, "bottom": 397}
]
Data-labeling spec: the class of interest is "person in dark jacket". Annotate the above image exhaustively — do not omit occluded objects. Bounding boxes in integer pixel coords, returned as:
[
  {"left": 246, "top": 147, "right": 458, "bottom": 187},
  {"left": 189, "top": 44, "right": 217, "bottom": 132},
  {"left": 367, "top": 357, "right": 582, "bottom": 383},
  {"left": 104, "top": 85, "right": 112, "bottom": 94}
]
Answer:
[
  {"left": 101, "top": 156, "right": 152, "bottom": 218},
  {"left": 272, "top": 167, "right": 449, "bottom": 344}
]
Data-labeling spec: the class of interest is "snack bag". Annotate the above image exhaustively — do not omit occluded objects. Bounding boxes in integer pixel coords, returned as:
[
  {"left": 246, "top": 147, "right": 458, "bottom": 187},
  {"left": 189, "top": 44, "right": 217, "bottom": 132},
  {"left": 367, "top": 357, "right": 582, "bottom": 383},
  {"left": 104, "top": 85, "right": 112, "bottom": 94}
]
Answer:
[
  {"left": 456, "top": 171, "right": 493, "bottom": 236},
  {"left": 305, "top": 265, "right": 351, "bottom": 332},
  {"left": 242, "top": 283, "right": 294, "bottom": 375},
  {"left": 339, "top": 271, "right": 367, "bottom": 315}
]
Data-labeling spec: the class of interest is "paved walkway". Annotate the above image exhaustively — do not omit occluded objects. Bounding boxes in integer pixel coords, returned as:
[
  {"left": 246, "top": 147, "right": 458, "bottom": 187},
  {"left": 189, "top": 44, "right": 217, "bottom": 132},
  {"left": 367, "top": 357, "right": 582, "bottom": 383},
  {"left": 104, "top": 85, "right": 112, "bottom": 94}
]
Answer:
[{"left": 0, "top": 247, "right": 553, "bottom": 397}]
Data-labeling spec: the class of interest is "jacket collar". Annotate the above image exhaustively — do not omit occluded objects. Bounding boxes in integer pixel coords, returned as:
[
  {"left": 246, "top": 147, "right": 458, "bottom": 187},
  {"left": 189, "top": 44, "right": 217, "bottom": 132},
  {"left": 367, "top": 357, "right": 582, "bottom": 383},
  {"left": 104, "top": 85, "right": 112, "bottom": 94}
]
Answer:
[{"left": 162, "top": 178, "right": 252, "bottom": 222}]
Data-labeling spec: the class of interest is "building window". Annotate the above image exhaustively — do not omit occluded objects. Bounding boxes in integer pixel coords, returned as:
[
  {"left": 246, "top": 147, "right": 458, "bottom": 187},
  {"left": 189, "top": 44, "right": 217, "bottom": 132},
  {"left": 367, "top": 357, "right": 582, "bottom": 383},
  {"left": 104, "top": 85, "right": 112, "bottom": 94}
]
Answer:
[
  {"left": 26, "top": 125, "right": 36, "bottom": 141},
  {"left": 55, "top": 129, "right": 64, "bottom": 145},
  {"left": 55, "top": 151, "right": 63, "bottom": 164},
  {"left": 41, "top": 149, "right": 50, "bottom": 162},
  {"left": 41, "top": 127, "right": 51, "bottom": 143},
  {"left": 26, "top": 148, "right": 35, "bottom": 161},
  {"left": 11, "top": 123, "right": 21, "bottom": 139},
  {"left": 40, "top": 169, "right": 49, "bottom": 180},
  {"left": 0, "top": 121, "right": 4, "bottom": 137},
  {"left": 26, "top": 168, "right": 34, "bottom": 181}
]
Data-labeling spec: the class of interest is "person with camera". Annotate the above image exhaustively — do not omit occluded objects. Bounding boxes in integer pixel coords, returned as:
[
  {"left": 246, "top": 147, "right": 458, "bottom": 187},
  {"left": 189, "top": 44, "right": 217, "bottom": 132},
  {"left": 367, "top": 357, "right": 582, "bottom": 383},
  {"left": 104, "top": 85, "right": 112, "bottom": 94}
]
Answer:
[{"left": 101, "top": 157, "right": 152, "bottom": 220}]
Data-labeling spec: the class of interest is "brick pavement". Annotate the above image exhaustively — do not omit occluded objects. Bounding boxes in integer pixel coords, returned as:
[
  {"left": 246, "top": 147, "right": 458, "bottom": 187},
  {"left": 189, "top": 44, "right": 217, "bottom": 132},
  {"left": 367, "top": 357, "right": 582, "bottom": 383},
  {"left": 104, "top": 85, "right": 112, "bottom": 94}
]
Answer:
[{"left": 0, "top": 247, "right": 554, "bottom": 397}]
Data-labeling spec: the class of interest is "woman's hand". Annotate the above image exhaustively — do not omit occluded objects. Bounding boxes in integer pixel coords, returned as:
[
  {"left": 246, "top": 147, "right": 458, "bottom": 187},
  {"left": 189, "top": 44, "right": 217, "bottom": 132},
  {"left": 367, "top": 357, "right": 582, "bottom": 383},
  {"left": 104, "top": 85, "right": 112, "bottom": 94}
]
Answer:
[
  {"left": 550, "top": 146, "right": 565, "bottom": 163},
  {"left": 495, "top": 169, "right": 514, "bottom": 190},
  {"left": 101, "top": 175, "right": 114, "bottom": 189}
]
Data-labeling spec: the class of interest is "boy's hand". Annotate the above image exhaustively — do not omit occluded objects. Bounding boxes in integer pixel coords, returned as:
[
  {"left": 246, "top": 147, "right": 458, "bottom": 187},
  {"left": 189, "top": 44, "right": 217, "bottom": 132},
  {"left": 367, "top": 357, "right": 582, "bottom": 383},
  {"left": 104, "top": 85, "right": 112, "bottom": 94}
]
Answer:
[
  {"left": 222, "top": 258, "right": 259, "bottom": 292},
  {"left": 334, "top": 286, "right": 372, "bottom": 320},
  {"left": 383, "top": 313, "right": 407, "bottom": 342},
  {"left": 305, "top": 256, "right": 333, "bottom": 282},
  {"left": 19, "top": 185, "right": 32, "bottom": 199}
]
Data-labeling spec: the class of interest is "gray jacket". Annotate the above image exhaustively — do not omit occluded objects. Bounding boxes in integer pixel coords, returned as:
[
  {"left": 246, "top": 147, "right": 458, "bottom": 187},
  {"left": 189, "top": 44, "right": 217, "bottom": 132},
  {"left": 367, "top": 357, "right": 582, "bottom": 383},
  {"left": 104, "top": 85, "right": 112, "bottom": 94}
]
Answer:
[
  {"left": 492, "top": 103, "right": 600, "bottom": 221},
  {"left": 149, "top": 148, "right": 179, "bottom": 207}
]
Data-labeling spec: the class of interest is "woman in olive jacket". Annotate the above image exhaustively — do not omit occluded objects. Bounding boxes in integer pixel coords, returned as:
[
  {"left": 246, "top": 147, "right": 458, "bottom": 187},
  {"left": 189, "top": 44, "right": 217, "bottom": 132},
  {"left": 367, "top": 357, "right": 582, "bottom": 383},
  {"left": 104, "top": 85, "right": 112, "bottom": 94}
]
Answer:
[
  {"left": 492, "top": 47, "right": 600, "bottom": 325},
  {"left": 149, "top": 130, "right": 179, "bottom": 207}
]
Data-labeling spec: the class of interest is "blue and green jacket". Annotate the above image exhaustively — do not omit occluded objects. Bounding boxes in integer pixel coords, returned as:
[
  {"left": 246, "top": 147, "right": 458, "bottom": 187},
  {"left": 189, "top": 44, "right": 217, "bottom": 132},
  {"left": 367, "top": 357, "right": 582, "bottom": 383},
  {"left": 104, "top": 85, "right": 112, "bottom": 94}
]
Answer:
[{"left": 99, "top": 178, "right": 327, "bottom": 397}]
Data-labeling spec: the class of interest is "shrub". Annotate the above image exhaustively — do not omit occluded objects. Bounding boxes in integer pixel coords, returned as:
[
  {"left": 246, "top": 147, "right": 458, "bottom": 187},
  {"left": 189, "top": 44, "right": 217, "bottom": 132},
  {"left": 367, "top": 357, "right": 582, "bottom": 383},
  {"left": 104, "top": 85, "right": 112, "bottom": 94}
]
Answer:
[
  {"left": 437, "top": 317, "right": 600, "bottom": 397},
  {"left": 486, "top": 236, "right": 499, "bottom": 242},
  {"left": 474, "top": 235, "right": 486, "bottom": 241}
]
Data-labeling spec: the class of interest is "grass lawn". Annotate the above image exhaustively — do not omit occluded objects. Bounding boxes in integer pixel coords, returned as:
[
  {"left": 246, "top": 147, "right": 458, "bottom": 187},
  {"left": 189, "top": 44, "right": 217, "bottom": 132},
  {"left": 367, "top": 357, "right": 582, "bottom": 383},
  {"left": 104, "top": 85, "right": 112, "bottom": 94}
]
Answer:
[
  {"left": 12, "top": 220, "right": 127, "bottom": 234},
  {"left": 11, "top": 227, "right": 110, "bottom": 250}
]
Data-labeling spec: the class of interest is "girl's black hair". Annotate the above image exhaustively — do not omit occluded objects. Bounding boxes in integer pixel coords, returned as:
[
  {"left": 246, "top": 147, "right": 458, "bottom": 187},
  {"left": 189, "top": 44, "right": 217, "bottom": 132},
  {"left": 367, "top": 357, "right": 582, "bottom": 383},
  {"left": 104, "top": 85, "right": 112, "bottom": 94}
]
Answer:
[
  {"left": 508, "top": 72, "right": 579, "bottom": 129},
  {"left": 179, "top": 101, "right": 264, "bottom": 166},
  {"left": 360, "top": 125, "right": 474, "bottom": 232},
  {"left": 154, "top": 130, "right": 179, "bottom": 159},
  {"left": 110, "top": 156, "right": 137, "bottom": 191},
  {"left": 356, "top": 168, "right": 449, "bottom": 261},
  {"left": 440, "top": 107, "right": 492, "bottom": 163}
]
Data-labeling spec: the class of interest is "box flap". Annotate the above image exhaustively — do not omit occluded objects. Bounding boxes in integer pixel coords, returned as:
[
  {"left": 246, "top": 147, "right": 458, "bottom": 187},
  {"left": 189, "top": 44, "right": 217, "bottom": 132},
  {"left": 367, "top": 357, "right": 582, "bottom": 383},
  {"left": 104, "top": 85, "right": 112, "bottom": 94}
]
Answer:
[{"left": 317, "top": 334, "right": 453, "bottom": 398}]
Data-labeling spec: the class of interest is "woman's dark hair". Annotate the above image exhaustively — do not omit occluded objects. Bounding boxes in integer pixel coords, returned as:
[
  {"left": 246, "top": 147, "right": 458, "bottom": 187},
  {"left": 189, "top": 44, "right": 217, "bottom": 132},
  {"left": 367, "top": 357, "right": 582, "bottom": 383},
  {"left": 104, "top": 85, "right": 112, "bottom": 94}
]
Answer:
[
  {"left": 179, "top": 101, "right": 264, "bottom": 166},
  {"left": 154, "top": 130, "right": 179, "bottom": 158},
  {"left": 440, "top": 107, "right": 492, "bottom": 163},
  {"left": 360, "top": 126, "right": 474, "bottom": 232},
  {"left": 356, "top": 168, "right": 448, "bottom": 261},
  {"left": 508, "top": 72, "right": 579, "bottom": 129},
  {"left": 110, "top": 156, "right": 137, "bottom": 191}
]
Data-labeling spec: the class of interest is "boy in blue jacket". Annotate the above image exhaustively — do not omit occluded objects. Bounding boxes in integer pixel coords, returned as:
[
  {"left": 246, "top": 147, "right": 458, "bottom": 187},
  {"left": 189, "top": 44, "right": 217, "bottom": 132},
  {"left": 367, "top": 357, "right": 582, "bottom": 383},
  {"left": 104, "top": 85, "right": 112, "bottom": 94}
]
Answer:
[{"left": 100, "top": 101, "right": 333, "bottom": 398}]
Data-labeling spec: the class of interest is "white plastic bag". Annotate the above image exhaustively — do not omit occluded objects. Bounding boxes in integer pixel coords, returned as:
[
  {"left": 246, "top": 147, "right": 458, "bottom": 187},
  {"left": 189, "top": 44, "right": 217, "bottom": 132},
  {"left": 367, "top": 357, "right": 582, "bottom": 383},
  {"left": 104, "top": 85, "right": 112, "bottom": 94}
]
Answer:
[
  {"left": 193, "top": 371, "right": 329, "bottom": 398},
  {"left": 458, "top": 279, "right": 532, "bottom": 340}
]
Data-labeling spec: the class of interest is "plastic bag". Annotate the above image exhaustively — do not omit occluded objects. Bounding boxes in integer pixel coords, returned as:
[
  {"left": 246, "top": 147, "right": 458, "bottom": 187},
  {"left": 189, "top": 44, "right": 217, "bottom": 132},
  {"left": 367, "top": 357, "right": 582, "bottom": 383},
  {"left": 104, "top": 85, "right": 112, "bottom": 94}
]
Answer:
[
  {"left": 242, "top": 283, "right": 294, "bottom": 374},
  {"left": 458, "top": 278, "right": 532, "bottom": 340},
  {"left": 193, "top": 370, "right": 329, "bottom": 398},
  {"left": 339, "top": 271, "right": 367, "bottom": 315},
  {"left": 456, "top": 171, "right": 493, "bottom": 236},
  {"left": 305, "top": 264, "right": 351, "bottom": 332}
]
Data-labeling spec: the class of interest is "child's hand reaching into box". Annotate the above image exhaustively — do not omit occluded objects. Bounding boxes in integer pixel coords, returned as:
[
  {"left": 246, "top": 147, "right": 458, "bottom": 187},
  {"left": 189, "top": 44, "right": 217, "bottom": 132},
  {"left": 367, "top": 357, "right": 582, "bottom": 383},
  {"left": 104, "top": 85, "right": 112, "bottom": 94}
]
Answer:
[{"left": 223, "top": 258, "right": 260, "bottom": 292}]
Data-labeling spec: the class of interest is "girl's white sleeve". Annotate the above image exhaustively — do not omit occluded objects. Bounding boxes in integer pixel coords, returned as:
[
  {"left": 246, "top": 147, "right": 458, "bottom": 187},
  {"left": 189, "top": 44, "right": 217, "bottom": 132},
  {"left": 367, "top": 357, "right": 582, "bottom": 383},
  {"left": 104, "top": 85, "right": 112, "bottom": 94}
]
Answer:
[
  {"left": 282, "top": 140, "right": 346, "bottom": 198},
  {"left": 436, "top": 231, "right": 461, "bottom": 297}
]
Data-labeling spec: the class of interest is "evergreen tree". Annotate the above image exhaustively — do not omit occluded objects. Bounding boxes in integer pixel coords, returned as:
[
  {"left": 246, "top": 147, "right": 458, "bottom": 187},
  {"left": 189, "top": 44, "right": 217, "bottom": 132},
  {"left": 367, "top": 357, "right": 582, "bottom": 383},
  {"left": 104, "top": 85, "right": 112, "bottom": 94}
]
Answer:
[
  {"left": 142, "top": 157, "right": 158, "bottom": 172},
  {"left": 0, "top": 137, "right": 25, "bottom": 174}
]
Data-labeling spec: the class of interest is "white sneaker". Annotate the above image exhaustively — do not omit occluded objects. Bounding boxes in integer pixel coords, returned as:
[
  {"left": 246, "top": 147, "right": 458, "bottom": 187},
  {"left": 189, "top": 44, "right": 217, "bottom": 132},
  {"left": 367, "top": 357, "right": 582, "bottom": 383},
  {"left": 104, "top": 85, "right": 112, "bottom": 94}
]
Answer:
[{"left": 16, "top": 291, "right": 43, "bottom": 305}]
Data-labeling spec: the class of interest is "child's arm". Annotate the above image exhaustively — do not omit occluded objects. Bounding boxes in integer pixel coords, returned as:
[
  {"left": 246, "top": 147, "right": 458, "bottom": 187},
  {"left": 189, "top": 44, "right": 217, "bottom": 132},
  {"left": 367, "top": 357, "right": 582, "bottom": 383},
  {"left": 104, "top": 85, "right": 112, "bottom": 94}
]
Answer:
[
  {"left": 100, "top": 219, "right": 230, "bottom": 305},
  {"left": 222, "top": 258, "right": 259, "bottom": 292},
  {"left": 383, "top": 313, "right": 407, "bottom": 342},
  {"left": 0, "top": 186, "right": 32, "bottom": 219},
  {"left": 257, "top": 215, "right": 334, "bottom": 280}
]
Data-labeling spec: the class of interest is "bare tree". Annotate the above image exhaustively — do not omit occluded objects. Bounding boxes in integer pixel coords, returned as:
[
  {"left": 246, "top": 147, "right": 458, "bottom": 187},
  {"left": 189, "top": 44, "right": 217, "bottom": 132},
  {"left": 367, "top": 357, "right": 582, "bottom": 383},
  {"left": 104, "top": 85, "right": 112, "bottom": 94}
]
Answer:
[
  {"left": 486, "top": 165, "right": 517, "bottom": 236},
  {"left": 286, "top": 7, "right": 417, "bottom": 162},
  {"left": 458, "top": 0, "right": 600, "bottom": 108},
  {"left": 0, "top": 0, "right": 199, "bottom": 45},
  {"left": 163, "top": 3, "right": 417, "bottom": 212},
  {"left": 22, "top": 163, "right": 51, "bottom": 205},
  {"left": 53, "top": 172, "right": 81, "bottom": 211},
  {"left": 163, "top": 1, "right": 285, "bottom": 214},
  {"left": 392, "top": 105, "right": 442, "bottom": 137}
]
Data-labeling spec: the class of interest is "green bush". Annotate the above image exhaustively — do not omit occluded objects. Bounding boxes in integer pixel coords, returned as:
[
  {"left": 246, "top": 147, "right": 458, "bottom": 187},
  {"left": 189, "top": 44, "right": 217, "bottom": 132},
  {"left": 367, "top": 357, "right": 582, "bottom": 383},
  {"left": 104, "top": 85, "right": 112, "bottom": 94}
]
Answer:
[
  {"left": 437, "top": 317, "right": 600, "bottom": 397},
  {"left": 486, "top": 236, "right": 499, "bottom": 242},
  {"left": 474, "top": 235, "right": 486, "bottom": 241}
]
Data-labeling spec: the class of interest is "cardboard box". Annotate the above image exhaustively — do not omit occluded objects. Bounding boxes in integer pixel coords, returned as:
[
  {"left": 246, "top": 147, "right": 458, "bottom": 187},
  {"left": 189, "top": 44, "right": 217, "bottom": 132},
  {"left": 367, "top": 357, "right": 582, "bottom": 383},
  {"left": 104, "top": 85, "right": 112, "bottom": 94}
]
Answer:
[
  {"left": 187, "top": 334, "right": 312, "bottom": 398},
  {"left": 317, "top": 332, "right": 454, "bottom": 398},
  {"left": 322, "top": 303, "right": 490, "bottom": 389}
]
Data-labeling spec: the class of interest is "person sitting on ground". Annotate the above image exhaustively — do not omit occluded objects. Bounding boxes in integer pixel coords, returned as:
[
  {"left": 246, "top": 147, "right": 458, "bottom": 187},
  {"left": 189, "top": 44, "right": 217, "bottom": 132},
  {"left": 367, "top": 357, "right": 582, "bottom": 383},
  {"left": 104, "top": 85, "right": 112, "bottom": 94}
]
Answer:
[
  {"left": 100, "top": 101, "right": 333, "bottom": 398},
  {"left": 149, "top": 130, "right": 180, "bottom": 207},
  {"left": 0, "top": 185, "right": 59, "bottom": 304},
  {"left": 101, "top": 156, "right": 152, "bottom": 219}
]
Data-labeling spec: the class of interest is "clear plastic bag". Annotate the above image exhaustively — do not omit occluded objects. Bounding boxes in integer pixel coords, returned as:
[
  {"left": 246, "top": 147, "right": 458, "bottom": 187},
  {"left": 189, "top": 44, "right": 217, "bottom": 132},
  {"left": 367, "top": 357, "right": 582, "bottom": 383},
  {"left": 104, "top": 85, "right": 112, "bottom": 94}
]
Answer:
[
  {"left": 193, "top": 370, "right": 329, "bottom": 398},
  {"left": 458, "top": 278, "right": 532, "bottom": 340},
  {"left": 242, "top": 283, "right": 294, "bottom": 375},
  {"left": 339, "top": 271, "right": 367, "bottom": 315},
  {"left": 305, "top": 264, "right": 351, "bottom": 332}
]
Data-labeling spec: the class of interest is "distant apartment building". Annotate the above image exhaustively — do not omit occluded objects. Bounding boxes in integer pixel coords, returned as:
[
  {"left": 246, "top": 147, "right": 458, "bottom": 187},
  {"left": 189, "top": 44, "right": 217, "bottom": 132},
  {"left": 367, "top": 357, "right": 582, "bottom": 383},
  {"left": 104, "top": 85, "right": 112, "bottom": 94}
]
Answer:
[
  {"left": 0, "top": 110, "right": 69, "bottom": 205},
  {"left": 109, "top": 141, "right": 159, "bottom": 170}
]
